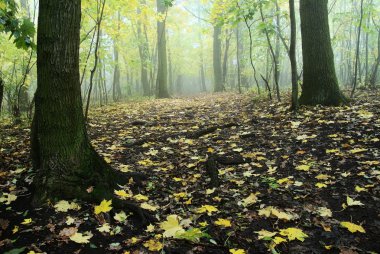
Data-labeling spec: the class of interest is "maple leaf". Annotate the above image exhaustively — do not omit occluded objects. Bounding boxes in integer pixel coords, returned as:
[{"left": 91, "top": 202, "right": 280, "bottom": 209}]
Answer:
[
  {"left": 0, "top": 193, "right": 17, "bottom": 205},
  {"left": 140, "top": 202, "right": 158, "bottom": 211},
  {"left": 214, "top": 218, "right": 232, "bottom": 227},
  {"left": 97, "top": 223, "right": 111, "bottom": 233},
  {"left": 134, "top": 194, "right": 149, "bottom": 201},
  {"left": 340, "top": 221, "right": 366, "bottom": 233},
  {"left": 94, "top": 199, "right": 112, "bottom": 214},
  {"left": 145, "top": 224, "right": 155, "bottom": 233},
  {"left": 240, "top": 192, "right": 260, "bottom": 207},
  {"left": 255, "top": 229, "right": 277, "bottom": 240},
  {"left": 21, "top": 218, "right": 32, "bottom": 225},
  {"left": 258, "top": 206, "right": 294, "bottom": 221},
  {"left": 346, "top": 196, "right": 364, "bottom": 206},
  {"left": 279, "top": 228, "right": 308, "bottom": 241},
  {"left": 54, "top": 200, "right": 81, "bottom": 212},
  {"left": 273, "top": 236, "right": 287, "bottom": 245},
  {"left": 296, "top": 164, "right": 310, "bottom": 171},
  {"left": 114, "top": 189, "right": 132, "bottom": 199},
  {"left": 315, "top": 183, "right": 328, "bottom": 188},
  {"left": 143, "top": 239, "right": 163, "bottom": 251},
  {"left": 317, "top": 207, "right": 332, "bottom": 217},
  {"left": 196, "top": 205, "right": 218, "bottom": 215},
  {"left": 114, "top": 211, "right": 128, "bottom": 222},
  {"left": 229, "top": 249, "right": 246, "bottom": 254},
  {"left": 70, "top": 232, "right": 93, "bottom": 244},
  {"left": 160, "top": 215, "right": 185, "bottom": 238}
]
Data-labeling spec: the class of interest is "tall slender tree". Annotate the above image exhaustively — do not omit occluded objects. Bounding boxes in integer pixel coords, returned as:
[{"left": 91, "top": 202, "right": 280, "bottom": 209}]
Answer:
[
  {"left": 31, "top": 0, "right": 138, "bottom": 206},
  {"left": 156, "top": 0, "right": 170, "bottom": 98},
  {"left": 289, "top": 0, "right": 298, "bottom": 110},
  {"left": 213, "top": 25, "right": 223, "bottom": 92},
  {"left": 299, "top": 0, "right": 346, "bottom": 106}
]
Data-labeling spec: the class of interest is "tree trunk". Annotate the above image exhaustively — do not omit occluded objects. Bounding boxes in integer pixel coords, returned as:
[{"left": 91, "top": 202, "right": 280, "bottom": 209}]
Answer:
[
  {"left": 0, "top": 76, "right": 4, "bottom": 114},
  {"left": 156, "top": 0, "right": 170, "bottom": 98},
  {"left": 222, "top": 30, "right": 231, "bottom": 89},
  {"left": 351, "top": 0, "right": 364, "bottom": 97},
  {"left": 31, "top": 0, "right": 128, "bottom": 206},
  {"left": 289, "top": 0, "right": 298, "bottom": 110},
  {"left": 370, "top": 29, "right": 380, "bottom": 88},
  {"left": 213, "top": 25, "right": 223, "bottom": 92},
  {"left": 235, "top": 25, "right": 242, "bottom": 94},
  {"left": 137, "top": 4, "right": 150, "bottom": 96},
  {"left": 299, "top": 0, "right": 346, "bottom": 106},
  {"left": 112, "top": 40, "right": 121, "bottom": 102},
  {"left": 168, "top": 48, "right": 174, "bottom": 93}
]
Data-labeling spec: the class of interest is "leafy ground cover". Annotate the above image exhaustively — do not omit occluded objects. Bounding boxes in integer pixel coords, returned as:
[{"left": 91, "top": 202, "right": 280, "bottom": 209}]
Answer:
[{"left": 0, "top": 93, "right": 379, "bottom": 254}]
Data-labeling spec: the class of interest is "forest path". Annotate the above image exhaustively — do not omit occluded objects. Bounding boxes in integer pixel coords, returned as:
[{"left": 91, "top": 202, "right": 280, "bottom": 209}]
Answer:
[{"left": 1, "top": 93, "right": 379, "bottom": 253}]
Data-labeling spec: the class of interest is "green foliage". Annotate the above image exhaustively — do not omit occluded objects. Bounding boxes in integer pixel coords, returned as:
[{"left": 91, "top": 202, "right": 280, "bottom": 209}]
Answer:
[{"left": 0, "top": 0, "right": 35, "bottom": 50}]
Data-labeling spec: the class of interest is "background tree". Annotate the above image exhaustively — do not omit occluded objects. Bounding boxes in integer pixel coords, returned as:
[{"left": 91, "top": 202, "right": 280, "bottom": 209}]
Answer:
[
  {"left": 299, "top": 0, "right": 346, "bottom": 106},
  {"left": 156, "top": 0, "right": 170, "bottom": 98}
]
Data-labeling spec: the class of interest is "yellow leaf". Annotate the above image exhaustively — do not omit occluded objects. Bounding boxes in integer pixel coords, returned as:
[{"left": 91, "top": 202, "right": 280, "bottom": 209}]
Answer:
[
  {"left": 0, "top": 193, "right": 17, "bottom": 205},
  {"left": 97, "top": 223, "right": 111, "bottom": 233},
  {"left": 145, "top": 224, "right": 155, "bottom": 233},
  {"left": 134, "top": 194, "right": 149, "bottom": 201},
  {"left": 196, "top": 205, "right": 218, "bottom": 215},
  {"left": 114, "top": 211, "right": 128, "bottom": 222},
  {"left": 207, "top": 147, "right": 215, "bottom": 153},
  {"left": 12, "top": 225, "right": 19, "bottom": 234},
  {"left": 94, "top": 199, "right": 112, "bottom": 214},
  {"left": 54, "top": 200, "right": 81, "bottom": 212},
  {"left": 346, "top": 196, "right": 364, "bottom": 206},
  {"left": 199, "top": 221, "right": 208, "bottom": 227},
  {"left": 273, "top": 236, "right": 287, "bottom": 245},
  {"left": 160, "top": 215, "right": 185, "bottom": 238},
  {"left": 140, "top": 202, "right": 158, "bottom": 211},
  {"left": 241, "top": 192, "right": 260, "bottom": 207},
  {"left": 340, "top": 221, "right": 365, "bottom": 233},
  {"left": 214, "top": 218, "right": 232, "bottom": 227},
  {"left": 114, "top": 189, "right": 132, "bottom": 199},
  {"left": 21, "top": 218, "right": 32, "bottom": 225},
  {"left": 349, "top": 148, "right": 368, "bottom": 154},
  {"left": 296, "top": 164, "right": 310, "bottom": 171},
  {"left": 316, "top": 183, "right": 328, "bottom": 188},
  {"left": 279, "top": 228, "right": 308, "bottom": 242},
  {"left": 70, "top": 232, "right": 93, "bottom": 244},
  {"left": 315, "top": 174, "right": 330, "bottom": 180},
  {"left": 206, "top": 188, "right": 216, "bottom": 195},
  {"left": 317, "top": 207, "right": 332, "bottom": 217},
  {"left": 229, "top": 249, "right": 246, "bottom": 254},
  {"left": 143, "top": 239, "right": 163, "bottom": 251},
  {"left": 255, "top": 229, "right": 277, "bottom": 240},
  {"left": 355, "top": 186, "right": 366, "bottom": 192},
  {"left": 259, "top": 206, "right": 294, "bottom": 221}
]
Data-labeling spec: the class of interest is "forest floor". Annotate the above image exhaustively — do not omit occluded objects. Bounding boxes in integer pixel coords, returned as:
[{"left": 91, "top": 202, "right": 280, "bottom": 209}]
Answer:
[{"left": 0, "top": 92, "right": 380, "bottom": 254}]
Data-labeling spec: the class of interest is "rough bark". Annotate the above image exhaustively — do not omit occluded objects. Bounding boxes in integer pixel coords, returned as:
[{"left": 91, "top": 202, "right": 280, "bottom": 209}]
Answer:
[
  {"left": 31, "top": 0, "right": 133, "bottom": 206},
  {"left": 213, "top": 25, "right": 223, "bottom": 92},
  {"left": 156, "top": 0, "right": 170, "bottom": 98},
  {"left": 289, "top": 0, "right": 298, "bottom": 110},
  {"left": 299, "top": 0, "right": 346, "bottom": 106}
]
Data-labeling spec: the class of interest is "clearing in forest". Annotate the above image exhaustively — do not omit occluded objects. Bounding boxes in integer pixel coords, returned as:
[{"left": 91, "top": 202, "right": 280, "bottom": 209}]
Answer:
[{"left": 0, "top": 93, "right": 379, "bottom": 254}]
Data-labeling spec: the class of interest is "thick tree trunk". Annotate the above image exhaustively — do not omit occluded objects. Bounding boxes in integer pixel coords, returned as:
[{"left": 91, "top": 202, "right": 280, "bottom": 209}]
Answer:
[
  {"left": 168, "top": 48, "right": 174, "bottom": 93},
  {"left": 31, "top": 0, "right": 127, "bottom": 206},
  {"left": 299, "top": 0, "right": 346, "bottom": 106},
  {"left": 213, "top": 25, "right": 223, "bottom": 92},
  {"left": 289, "top": 0, "right": 298, "bottom": 110},
  {"left": 156, "top": 0, "right": 170, "bottom": 98}
]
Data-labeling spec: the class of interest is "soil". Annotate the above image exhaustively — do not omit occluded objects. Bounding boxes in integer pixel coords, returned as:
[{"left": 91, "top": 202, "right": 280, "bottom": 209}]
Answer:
[{"left": 0, "top": 92, "right": 379, "bottom": 254}]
